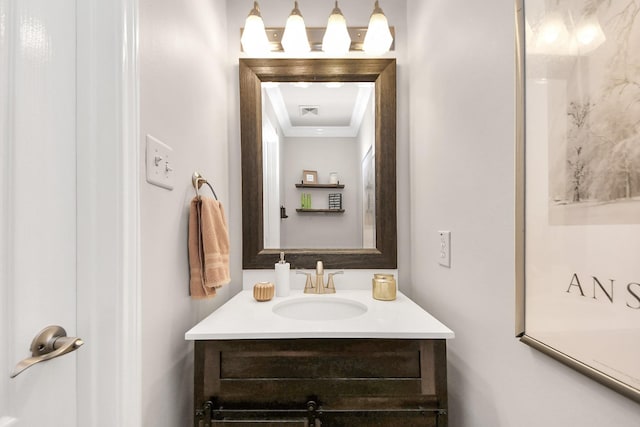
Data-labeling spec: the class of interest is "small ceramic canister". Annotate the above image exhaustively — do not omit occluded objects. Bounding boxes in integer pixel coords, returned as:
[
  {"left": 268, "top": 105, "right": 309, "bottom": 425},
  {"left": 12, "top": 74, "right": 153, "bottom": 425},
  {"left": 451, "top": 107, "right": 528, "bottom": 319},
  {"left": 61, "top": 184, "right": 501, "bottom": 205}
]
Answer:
[
  {"left": 372, "top": 274, "right": 396, "bottom": 301},
  {"left": 253, "top": 281, "right": 275, "bottom": 301}
]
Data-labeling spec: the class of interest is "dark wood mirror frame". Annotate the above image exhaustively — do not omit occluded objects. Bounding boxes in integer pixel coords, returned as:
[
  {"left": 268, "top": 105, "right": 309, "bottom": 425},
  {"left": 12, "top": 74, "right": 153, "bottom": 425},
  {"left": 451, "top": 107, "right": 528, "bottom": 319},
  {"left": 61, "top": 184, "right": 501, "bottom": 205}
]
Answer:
[{"left": 240, "top": 58, "right": 397, "bottom": 270}]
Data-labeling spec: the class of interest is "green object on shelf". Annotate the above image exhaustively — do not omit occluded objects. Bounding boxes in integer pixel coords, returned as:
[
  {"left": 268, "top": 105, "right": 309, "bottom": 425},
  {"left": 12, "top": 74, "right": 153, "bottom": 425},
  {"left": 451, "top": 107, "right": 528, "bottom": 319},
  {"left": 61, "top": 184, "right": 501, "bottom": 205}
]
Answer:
[{"left": 300, "top": 193, "right": 312, "bottom": 209}]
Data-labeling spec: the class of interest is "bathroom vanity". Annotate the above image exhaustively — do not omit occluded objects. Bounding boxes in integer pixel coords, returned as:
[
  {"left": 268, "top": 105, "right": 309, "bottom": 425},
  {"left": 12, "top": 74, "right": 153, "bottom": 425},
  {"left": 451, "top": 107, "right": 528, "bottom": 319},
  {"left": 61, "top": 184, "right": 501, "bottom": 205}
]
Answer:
[
  {"left": 209, "top": 57, "right": 450, "bottom": 425},
  {"left": 186, "top": 291, "right": 454, "bottom": 426}
]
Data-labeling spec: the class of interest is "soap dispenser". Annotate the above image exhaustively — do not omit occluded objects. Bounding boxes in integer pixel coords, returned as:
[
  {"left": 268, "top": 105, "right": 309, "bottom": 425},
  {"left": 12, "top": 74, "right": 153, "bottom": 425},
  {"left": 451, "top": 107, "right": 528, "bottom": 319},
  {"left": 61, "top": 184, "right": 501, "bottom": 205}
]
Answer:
[{"left": 275, "top": 252, "right": 290, "bottom": 297}]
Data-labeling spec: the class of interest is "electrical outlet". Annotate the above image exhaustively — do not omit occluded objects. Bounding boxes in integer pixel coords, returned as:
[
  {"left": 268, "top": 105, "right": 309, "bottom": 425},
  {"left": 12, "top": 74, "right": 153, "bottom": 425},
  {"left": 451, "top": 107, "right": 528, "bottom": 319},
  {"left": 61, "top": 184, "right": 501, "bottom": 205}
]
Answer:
[{"left": 438, "top": 231, "right": 451, "bottom": 268}]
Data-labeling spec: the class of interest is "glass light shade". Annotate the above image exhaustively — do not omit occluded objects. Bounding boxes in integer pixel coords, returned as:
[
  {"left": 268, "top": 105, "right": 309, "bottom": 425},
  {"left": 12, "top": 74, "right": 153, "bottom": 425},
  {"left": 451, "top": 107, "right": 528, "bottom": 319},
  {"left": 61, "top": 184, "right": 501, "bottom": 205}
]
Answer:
[
  {"left": 322, "top": 2, "right": 351, "bottom": 55},
  {"left": 282, "top": 2, "right": 310, "bottom": 55},
  {"left": 363, "top": 2, "right": 393, "bottom": 55},
  {"left": 537, "top": 11, "right": 569, "bottom": 47},
  {"left": 575, "top": 14, "right": 606, "bottom": 49},
  {"left": 241, "top": 14, "right": 270, "bottom": 56}
]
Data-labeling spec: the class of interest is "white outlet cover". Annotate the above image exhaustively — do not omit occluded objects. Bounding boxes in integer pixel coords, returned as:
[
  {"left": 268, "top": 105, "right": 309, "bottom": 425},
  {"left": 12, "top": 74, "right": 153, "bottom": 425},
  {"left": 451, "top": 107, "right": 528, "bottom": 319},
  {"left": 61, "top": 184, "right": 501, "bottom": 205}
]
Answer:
[
  {"left": 146, "top": 134, "right": 174, "bottom": 190},
  {"left": 438, "top": 231, "right": 451, "bottom": 268}
]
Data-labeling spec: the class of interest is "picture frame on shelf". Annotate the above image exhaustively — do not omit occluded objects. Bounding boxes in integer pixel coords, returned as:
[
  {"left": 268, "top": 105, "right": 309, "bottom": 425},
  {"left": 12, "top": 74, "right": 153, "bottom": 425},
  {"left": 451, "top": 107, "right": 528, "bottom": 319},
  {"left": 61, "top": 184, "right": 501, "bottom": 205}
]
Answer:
[{"left": 302, "top": 170, "right": 318, "bottom": 185}]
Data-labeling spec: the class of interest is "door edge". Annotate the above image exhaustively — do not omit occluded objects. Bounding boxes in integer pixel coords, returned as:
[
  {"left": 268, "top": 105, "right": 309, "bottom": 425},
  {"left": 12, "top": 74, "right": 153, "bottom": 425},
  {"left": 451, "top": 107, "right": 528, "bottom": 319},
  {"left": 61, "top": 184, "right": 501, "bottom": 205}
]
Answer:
[{"left": 76, "top": 0, "right": 141, "bottom": 425}]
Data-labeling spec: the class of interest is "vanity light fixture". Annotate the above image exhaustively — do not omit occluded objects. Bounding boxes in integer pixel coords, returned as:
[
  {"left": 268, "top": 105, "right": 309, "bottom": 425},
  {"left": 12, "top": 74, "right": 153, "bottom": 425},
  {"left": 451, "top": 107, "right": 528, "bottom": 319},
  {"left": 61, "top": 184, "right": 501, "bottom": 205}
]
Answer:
[
  {"left": 526, "top": 8, "right": 606, "bottom": 56},
  {"left": 281, "top": 1, "right": 311, "bottom": 55},
  {"left": 239, "top": 0, "right": 395, "bottom": 55},
  {"left": 363, "top": 1, "right": 393, "bottom": 55},
  {"left": 240, "top": 2, "right": 270, "bottom": 56},
  {"left": 322, "top": 1, "right": 351, "bottom": 55},
  {"left": 536, "top": 10, "right": 570, "bottom": 52}
]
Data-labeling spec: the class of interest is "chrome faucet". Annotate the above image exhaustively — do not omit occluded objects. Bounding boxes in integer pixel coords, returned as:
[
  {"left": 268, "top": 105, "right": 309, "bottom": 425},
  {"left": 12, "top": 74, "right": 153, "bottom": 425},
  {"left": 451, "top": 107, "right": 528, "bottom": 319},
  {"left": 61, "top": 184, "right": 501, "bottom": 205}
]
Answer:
[{"left": 298, "top": 261, "right": 343, "bottom": 294}]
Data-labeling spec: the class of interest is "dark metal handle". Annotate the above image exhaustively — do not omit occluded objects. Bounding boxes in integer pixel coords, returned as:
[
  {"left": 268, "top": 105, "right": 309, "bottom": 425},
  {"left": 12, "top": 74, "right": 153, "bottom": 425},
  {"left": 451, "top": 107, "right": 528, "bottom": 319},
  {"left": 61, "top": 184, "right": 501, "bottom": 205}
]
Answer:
[{"left": 10, "top": 325, "right": 84, "bottom": 378}]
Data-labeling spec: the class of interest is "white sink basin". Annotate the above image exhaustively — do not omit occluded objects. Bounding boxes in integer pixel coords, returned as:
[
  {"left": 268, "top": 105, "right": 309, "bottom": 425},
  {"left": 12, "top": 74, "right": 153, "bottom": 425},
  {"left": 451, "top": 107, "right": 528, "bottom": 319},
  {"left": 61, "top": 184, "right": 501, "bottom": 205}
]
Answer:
[{"left": 272, "top": 296, "right": 368, "bottom": 321}]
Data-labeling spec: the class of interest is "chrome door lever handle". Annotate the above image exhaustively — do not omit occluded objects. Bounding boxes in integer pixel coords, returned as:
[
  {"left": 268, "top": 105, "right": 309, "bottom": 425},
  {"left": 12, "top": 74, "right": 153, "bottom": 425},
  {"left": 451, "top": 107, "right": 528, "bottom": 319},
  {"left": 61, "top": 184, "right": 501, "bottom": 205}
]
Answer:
[{"left": 10, "top": 325, "right": 84, "bottom": 378}]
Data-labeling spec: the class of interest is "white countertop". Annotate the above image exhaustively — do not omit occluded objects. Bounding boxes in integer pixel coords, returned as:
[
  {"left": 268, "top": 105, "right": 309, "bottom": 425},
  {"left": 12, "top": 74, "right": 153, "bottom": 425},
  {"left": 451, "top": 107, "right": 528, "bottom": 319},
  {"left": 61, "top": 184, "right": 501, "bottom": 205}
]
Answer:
[{"left": 185, "top": 289, "right": 455, "bottom": 340}]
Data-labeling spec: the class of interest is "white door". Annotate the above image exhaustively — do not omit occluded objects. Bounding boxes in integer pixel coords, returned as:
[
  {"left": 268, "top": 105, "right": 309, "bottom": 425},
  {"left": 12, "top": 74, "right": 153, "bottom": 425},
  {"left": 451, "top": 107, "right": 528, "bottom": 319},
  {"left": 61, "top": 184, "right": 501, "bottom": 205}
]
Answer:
[
  {"left": 1, "top": 0, "right": 79, "bottom": 425},
  {"left": 263, "top": 117, "right": 281, "bottom": 248}
]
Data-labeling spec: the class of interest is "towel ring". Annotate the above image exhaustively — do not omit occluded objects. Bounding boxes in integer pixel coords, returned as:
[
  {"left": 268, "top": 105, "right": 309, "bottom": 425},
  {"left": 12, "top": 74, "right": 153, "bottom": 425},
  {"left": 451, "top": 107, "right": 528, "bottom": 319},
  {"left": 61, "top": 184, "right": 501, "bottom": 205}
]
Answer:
[{"left": 192, "top": 172, "right": 218, "bottom": 200}]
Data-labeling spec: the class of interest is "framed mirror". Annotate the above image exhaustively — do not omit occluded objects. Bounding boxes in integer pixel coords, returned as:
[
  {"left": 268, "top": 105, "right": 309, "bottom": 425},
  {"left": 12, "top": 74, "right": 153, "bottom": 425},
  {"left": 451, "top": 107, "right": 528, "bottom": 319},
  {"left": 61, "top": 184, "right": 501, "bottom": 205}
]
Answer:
[{"left": 240, "top": 58, "right": 397, "bottom": 269}]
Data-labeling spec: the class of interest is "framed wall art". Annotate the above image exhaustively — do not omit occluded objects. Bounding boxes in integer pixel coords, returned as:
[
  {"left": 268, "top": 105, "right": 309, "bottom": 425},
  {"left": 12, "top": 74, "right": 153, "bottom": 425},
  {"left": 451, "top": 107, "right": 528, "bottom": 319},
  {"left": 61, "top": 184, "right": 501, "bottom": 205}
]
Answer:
[{"left": 515, "top": 0, "right": 640, "bottom": 403}]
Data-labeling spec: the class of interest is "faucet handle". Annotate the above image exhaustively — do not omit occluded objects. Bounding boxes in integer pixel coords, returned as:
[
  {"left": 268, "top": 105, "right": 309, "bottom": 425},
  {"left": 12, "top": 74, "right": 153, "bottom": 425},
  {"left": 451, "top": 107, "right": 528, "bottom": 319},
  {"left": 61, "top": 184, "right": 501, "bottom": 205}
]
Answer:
[
  {"left": 326, "top": 271, "right": 343, "bottom": 293},
  {"left": 297, "top": 270, "right": 315, "bottom": 293}
]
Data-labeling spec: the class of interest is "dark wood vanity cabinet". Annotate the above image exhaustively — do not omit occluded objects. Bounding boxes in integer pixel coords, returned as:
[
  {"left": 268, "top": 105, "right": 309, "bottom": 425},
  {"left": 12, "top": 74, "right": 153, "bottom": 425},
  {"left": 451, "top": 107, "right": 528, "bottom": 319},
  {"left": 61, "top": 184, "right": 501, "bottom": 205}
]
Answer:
[{"left": 194, "top": 339, "right": 448, "bottom": 427}]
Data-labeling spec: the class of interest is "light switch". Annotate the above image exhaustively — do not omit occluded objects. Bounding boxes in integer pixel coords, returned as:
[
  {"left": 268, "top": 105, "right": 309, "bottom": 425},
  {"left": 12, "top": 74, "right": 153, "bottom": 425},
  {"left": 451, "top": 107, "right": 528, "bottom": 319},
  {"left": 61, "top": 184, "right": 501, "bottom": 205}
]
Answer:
[
  {"left": 146, "top": 135, "right": 174, "bottom": 190},
  {"left": 438, "top": 231, "right": 451, "bottom": 268}
]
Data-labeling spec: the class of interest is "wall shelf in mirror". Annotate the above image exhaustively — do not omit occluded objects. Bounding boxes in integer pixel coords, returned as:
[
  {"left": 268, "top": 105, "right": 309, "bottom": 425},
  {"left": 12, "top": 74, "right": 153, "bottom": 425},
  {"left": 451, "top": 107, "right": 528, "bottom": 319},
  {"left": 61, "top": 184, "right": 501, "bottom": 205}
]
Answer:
[
  {"left": 296, "top": 209, "right": 345, "bottom": 214},
  {"left": 295, "top": 183, "right": 345, "bottom": 189}
]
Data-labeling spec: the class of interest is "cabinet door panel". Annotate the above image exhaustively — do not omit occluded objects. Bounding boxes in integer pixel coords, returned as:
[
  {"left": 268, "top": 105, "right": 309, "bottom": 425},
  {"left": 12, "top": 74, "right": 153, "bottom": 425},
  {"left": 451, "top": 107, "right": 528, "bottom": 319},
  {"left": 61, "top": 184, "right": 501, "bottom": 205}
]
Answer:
[
  {"left": 221, "top": 351, "right": 420, "bottom": 378},
  {"left": 195, "top": 339, "right": 448, "bottom": 427},
  {"left": 211, "top": 420, "right": 308, "bottom": 426},
  {"left": 219, "top": 378, "right": 422, "bottom": 402},
  {"left": 321, "top": 412, "right": 437, "bottom": 427}
]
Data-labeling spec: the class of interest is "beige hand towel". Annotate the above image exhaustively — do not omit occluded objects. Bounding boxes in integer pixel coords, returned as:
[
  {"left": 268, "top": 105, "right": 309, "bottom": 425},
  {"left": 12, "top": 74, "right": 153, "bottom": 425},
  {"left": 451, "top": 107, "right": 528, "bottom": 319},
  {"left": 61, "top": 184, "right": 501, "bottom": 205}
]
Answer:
[{"left": 188, "top": 197, "right": 230, "bottom": 298}]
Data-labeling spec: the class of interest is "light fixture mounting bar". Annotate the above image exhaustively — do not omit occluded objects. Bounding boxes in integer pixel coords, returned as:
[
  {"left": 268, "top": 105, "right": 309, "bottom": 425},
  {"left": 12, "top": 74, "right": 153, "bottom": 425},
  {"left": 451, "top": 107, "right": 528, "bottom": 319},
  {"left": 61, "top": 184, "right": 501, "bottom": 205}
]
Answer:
[{"left": 240, "top": 27, "right": 395, "bottom": 52}]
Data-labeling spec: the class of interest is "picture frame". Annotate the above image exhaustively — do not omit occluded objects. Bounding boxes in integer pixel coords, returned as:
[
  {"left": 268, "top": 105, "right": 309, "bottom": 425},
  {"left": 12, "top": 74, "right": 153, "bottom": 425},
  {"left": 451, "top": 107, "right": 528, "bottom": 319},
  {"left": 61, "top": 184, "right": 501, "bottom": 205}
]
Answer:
[
  {"left": 515, "top": 0, "right": 640, "bottom": 403},
  {"left": 302, "top": 170, "right": 318, "bottom": 185}
]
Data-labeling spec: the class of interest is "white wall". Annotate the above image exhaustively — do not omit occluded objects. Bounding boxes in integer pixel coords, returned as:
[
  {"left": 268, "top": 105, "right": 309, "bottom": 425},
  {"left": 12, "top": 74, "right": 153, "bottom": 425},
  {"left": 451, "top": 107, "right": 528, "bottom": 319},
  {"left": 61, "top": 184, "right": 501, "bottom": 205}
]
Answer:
[
  {"left": 357, "top": 91, "right": 376, "bottom": 248},
  {"left": 139, "top": 1, "right": 237, "bottom": 426},
  {"left": 135, "top": 1, "right": 640, "bottom": 425},
  {"left": 407, "top": 0, "right": 640, "bottom": 426},
  {"left": 357, "top": 88, "right": 376, "bottom": 161},
  {"left": 281, "top": 136, "right": 360, "bottom": 248}
]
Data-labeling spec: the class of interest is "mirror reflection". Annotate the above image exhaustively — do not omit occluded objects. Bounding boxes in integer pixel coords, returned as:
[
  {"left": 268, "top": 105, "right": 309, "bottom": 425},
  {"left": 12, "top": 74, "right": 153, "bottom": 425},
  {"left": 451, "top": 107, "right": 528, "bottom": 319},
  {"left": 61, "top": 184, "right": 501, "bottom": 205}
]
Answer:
[
  {"left": 261, "top": 82, "right": 376, "bottom": 249},
  {"left": 240, "top": 58, "right": 396, "bottom": 270}
]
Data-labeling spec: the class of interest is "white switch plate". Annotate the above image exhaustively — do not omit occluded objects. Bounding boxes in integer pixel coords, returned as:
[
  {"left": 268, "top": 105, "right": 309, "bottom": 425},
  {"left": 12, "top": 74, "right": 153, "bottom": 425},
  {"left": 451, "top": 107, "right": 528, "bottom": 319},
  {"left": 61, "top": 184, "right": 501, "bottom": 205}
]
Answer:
[
  {"left": 438, "top": 231, "right": 451, "bottom": 268},
  {"left": 146, "top": 134, "right": 174, "bottom": 190}
]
